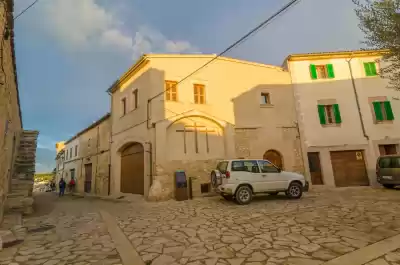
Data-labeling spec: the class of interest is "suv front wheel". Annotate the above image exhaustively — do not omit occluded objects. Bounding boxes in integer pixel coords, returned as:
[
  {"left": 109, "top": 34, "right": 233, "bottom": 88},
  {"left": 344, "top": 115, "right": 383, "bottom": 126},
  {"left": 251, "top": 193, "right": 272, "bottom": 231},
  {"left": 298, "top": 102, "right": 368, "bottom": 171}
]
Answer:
[
  {"left": 286, "top": 182, "right": 303, "bottom": 199},
  {"left": 235, "top": 186, "right": 253, "bottom": 205}
]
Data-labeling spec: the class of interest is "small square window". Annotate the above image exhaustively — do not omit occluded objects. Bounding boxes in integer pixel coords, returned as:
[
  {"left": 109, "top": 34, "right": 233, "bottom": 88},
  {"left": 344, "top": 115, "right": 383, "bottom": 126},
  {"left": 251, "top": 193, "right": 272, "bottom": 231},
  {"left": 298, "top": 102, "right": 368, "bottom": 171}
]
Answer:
[
  {"left": 260, "top": 93, "right": 271, "bottom": 104},
  {"left": 132, "top": 89, "right": 138, "bottom": 110},
  {"left": 194, "top": 84, "right": 205, "bottom": 104},
  {"left": 166, "top": 81, "right": 178, "bottom": 101},
  {"left": 316, "top": 65, "right": 328, "bottom": 79},
  {"left": 364, "top": 62, "right": 378, "bottom": 76}
]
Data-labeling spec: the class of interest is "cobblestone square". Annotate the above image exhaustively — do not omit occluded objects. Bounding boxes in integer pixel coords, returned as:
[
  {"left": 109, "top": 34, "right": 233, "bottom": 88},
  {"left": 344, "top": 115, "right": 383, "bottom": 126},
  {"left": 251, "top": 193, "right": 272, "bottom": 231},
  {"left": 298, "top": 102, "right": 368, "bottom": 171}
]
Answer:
[{"left": 2, "top": 187, "right": 400, "bottom": 265}]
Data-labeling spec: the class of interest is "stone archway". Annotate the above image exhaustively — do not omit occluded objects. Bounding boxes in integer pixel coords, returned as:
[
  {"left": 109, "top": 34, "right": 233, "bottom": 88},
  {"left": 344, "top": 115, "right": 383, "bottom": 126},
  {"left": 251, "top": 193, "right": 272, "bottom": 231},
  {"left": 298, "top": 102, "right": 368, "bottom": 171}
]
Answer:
[
  {"left": 263, "top": 149, "right": 284, "bottom": 169},
  {"left": 120, "top": 142, "right": 144, "bottom": 195}
]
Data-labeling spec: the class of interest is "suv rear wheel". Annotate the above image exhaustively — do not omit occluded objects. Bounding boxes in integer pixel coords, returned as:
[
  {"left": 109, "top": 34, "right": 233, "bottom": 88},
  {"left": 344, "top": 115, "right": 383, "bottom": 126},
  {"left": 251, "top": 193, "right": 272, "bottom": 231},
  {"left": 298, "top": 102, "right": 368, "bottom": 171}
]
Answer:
[
  {"left": 286, "top": 182, "right": 303, "bottom": 199},
  {"left": 235, "top": 186, "right": 253, "bottom": 205}
]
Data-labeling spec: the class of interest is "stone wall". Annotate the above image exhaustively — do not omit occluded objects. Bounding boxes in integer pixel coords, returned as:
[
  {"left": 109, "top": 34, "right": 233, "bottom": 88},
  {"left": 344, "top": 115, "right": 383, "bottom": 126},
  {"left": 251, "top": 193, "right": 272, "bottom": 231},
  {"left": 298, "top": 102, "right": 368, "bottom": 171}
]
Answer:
[
  {"left": 0, "top": 0, "right": 23, "bottom": 224},
  {"left": 149, "top": 159, "right": 219, "bottom": 201},
  {"left": 6, "top": 131, "right": 39, "bottom": 215}
]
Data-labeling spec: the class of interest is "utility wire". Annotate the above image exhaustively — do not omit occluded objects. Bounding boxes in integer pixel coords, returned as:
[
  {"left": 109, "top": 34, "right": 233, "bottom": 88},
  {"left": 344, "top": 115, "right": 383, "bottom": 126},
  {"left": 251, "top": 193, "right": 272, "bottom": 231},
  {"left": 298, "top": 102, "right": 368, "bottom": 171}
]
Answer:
[
  {"left": 111, "top": 0, "right": 301, "bottom": 137},
  {"left": 14, "top": 0, "right": 39, "bottom": 20},
  {"left": 148, "top": 0, "right": 301, "bottom": 102}
]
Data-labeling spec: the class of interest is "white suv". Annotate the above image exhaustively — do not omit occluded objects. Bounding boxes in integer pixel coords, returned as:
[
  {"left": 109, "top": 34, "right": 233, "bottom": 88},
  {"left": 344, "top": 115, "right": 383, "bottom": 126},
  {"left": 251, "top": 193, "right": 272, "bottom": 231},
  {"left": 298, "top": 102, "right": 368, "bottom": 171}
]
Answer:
[{"left": 211, "top": 159, "right": 308, "bottom": 204}]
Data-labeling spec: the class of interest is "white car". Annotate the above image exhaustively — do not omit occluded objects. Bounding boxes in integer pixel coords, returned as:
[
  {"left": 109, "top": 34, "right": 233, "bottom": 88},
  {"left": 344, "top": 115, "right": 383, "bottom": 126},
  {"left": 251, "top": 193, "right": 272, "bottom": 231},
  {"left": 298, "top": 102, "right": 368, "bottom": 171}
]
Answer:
[{"left": 211, "top": 159, "right": 309, "bottom": 204}]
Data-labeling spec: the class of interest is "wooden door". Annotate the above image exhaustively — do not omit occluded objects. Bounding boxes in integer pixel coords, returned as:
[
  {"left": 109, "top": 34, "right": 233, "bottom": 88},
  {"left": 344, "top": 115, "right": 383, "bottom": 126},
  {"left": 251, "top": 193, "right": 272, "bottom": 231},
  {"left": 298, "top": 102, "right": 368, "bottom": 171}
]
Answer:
[
  {"left": 330, "top": 151, "right": 369, "bottom": 187},
  {"left": 263, "top": 150, "right": 283, "bottom": 169},
  {"left": 120, "top": 143, "right": 144, "bottom": 195},
  {"left": 307, "top": 152, "right": 323, "bottom": 185},
  {"left": 84, "top": 164, "right": 92, "bottom": 193}
]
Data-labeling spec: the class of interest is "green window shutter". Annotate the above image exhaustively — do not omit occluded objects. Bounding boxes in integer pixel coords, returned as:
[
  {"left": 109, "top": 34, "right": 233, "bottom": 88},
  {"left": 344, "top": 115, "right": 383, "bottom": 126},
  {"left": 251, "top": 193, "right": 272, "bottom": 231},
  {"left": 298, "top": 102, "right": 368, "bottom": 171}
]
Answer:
[
  {"left": 384, "top": 101, "right": 394, "bottom": 120},
  {"left": 370, "top": 62, "right": 377, "bottom": 76},
  {"left": 364, "top": 63, "right": 372, "bottom": 76},
  {"left": 333, "top": 104, "right": 342, "bottom": 124},
  {"left": 373, "top": 101, "right": 384, "bottom": 121},
  {"left": 318, "top": 105, "right": 326, "bottom": 125},
  {"left": 326, "top": 64, "right": 335, "bottom": 78},
  {"left": 310, "top": 64, "right": 318, "bottom": 80}
]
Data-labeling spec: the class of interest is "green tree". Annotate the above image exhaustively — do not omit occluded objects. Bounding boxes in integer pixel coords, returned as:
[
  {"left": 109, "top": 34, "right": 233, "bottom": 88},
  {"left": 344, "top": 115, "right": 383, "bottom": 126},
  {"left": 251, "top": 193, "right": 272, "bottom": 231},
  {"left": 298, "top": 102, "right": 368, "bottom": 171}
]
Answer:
[{"left": 353, "top": 0, "right": 400, "bottom": 90}]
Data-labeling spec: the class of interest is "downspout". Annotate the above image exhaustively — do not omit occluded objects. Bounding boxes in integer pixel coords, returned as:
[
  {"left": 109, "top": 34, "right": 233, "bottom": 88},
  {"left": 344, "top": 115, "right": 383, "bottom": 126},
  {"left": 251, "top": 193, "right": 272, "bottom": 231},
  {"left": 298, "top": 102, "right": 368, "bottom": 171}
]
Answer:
[
  {"left": 94, "top": 126, "right": 100, "bottom": 194},
  {"left": 346, "top": 57, "right": 369, "bottom": 140},
  {"left": 107, "top": 91, "right": 112, "bottom": 196}
]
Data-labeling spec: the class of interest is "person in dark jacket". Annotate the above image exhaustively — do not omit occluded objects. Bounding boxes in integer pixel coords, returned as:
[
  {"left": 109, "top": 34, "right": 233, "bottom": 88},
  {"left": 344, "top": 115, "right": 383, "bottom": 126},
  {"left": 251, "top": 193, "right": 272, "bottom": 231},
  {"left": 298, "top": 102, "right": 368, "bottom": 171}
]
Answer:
[{"left": 59, "top": 178, "right": 66, "bottom": 197}]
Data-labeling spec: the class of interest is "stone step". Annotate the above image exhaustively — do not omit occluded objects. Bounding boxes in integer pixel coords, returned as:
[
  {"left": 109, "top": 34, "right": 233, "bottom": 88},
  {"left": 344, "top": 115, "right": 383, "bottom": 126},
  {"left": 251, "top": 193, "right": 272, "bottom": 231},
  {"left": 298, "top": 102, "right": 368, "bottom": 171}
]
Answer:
[{"left": 7, "top": 191, "right": 29, "bottom": 198}]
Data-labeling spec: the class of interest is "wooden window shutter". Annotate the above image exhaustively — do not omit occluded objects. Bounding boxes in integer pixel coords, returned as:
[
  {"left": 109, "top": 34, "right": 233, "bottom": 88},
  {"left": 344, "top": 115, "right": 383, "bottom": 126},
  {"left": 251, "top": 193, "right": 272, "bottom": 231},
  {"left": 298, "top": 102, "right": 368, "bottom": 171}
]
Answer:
[
  {"left": 310, "top": 64, "right": 318, "bottom": 80},
  {"left": 364, "top": 62, "right": 372, "bottom": 76},
  {"left": 373, "top": 101, "right": 384, "bottom": 121},
  {"left": 333, "top": 104, "right": 342, "bottom": 123},
  {"left": 370, "top": 62, "right": 377, "bottom": 76},
  {"left": 326, "top": 64, "right": 335, "bottom": 78},
  {"left": 317, "top": 105, "right": 326, "bottom": 125},
  {"left": 384, "top": 101, "right": 394, "bottom": 120}
]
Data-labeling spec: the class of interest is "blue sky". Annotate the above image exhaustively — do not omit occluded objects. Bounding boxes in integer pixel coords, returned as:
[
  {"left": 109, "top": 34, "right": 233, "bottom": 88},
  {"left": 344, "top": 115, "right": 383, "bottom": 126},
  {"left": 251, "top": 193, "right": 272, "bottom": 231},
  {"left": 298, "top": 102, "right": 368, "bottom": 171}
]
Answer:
[{"left": 14, "top": 0, "right": 365, "bottom": 172}]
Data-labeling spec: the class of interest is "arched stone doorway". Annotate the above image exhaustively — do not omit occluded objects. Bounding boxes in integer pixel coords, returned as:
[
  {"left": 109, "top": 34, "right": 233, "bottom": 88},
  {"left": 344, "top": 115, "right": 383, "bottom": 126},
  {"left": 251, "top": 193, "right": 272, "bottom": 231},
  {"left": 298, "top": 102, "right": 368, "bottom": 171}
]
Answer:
[
  {"left": 120, "top": 142, "right": 144, "bottom": 195},
  {"left": 263, "top": 150, "right": 284, "bottom": 169}
]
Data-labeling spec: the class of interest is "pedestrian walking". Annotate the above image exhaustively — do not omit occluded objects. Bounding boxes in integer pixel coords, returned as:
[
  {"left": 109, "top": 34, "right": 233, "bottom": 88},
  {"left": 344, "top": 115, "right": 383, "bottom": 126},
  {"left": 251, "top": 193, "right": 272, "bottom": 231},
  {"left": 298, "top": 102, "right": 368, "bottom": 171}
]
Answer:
[{"left": 59, "top": 178, "right": 66, "bottom": 197}]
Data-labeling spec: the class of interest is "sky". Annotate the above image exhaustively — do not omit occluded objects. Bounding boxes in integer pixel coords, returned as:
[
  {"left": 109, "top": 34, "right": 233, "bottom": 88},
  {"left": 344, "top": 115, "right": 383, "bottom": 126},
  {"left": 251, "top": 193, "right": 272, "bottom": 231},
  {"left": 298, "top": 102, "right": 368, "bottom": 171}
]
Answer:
[{"left": 14, "top": 0, "right": 366, "bottom": 172}]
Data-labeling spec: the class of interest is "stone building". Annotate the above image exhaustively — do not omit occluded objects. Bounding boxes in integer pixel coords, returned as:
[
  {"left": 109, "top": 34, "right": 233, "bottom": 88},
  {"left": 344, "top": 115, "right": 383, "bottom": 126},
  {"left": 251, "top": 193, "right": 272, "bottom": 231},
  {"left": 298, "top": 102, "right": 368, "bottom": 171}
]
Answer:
[
  {"left": 60, "top": 113, "right": 111, "bottom": 196},
  {"left": 284, "top": 50, "right": 400, "bottom": 188},
  {"left": 55, "top": 142, "right": 65, "bottom": 187},
  {"left": 0, "top": 0, "right": 23, "bottom": 224},
  {"left": 107, "top": 54, "right": 304, "bottom": 200}
]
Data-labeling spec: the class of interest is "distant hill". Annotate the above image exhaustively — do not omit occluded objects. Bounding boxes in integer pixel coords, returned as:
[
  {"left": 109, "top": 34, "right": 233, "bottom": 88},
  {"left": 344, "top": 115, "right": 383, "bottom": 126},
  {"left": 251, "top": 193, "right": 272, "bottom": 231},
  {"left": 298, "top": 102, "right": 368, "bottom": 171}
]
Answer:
[{"left": 35, "top": 148, "right": 56, "bottom": 173}]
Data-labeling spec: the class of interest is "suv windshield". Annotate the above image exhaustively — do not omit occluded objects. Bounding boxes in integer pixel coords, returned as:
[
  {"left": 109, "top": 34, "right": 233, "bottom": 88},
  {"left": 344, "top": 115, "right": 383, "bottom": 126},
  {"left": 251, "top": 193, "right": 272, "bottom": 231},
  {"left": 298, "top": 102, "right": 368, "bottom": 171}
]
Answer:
[{"left": 379, "top": 157, "right": 400, "bottom": 168}]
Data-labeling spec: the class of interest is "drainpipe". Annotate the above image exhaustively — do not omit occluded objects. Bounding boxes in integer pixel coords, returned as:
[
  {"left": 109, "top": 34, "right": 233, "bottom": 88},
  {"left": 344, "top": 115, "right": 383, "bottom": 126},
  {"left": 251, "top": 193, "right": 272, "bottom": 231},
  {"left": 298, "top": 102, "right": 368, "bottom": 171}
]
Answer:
[{"left": 346, "top": 57, "right": 369, "bottom": 140}]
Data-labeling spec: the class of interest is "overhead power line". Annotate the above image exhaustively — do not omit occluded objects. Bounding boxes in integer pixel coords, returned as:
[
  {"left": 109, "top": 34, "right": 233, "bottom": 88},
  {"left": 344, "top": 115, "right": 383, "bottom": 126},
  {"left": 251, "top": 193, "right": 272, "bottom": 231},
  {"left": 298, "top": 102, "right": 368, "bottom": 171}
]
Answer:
[
  {"left": 148, "top": 0, "right": 301, "bottom": 102},
  {"left": 14, "top": 0, "right": 39, "bottom": 20},
  {"left": 111, "top": 0, "right": 302, "bottom": 137}
]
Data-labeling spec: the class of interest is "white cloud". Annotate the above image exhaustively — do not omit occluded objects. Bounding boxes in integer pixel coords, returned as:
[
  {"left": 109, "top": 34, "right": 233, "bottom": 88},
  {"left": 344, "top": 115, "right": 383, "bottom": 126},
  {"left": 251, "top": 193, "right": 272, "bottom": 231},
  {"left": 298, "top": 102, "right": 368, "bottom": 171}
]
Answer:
[{"left": 39, "top": 0, "right": 198, "bottom": 59}]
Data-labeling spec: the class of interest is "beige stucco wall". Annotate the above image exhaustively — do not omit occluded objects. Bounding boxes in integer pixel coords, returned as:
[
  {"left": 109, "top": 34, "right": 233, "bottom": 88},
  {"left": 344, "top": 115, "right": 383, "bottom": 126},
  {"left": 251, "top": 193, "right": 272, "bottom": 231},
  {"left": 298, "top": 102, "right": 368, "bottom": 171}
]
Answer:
[
  {"left": 0, "top": 1, "right": 22, "bottom": 223},
  {"left": 111, "top": 55, "right": 304, "bottom": 198},
  {"left": 62, "top": 116, "right": 111, "bottom": 195},
  {"left": 288, "top": 54, "right": 400, "bottom": 186}
]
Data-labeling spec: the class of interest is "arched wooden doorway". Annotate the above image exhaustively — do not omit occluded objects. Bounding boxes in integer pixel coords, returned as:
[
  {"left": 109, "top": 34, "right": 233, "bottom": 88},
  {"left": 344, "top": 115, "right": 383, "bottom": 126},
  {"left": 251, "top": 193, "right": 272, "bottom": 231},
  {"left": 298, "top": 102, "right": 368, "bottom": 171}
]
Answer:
[
  {"left": 120, "top": 142, "right": 144, "bottom": 195},
  {"left": 263, "top": 149, "right": 284, "bottom": 169}
]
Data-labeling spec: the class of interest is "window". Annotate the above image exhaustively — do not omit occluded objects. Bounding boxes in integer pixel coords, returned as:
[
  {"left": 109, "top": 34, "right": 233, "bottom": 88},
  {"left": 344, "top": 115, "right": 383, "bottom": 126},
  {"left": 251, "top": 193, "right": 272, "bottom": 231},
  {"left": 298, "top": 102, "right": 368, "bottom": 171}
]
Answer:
[
  {"left": 231, "top": 160, "right": 260, "bottom": 173},
  {"left": 66, "top": 150, "right": 68, "bottom": 160},
  {"left": 132, "top": 89, "right": 138, "bottom": 110},
  {"left": 193, "top": 84, "right": 205, "bottom": 104},
  {"left": 75, "top": 145, "right": 78, "bottom": 157},
  {"left": 379, "top": 157, "right": 400, "bottom": 168},
  {"left": 217, "top": 161, "right": 228, "bottom": 173},
  {"left": 121, "top": 98, "right": 126, "bottom": 116},
  {"left": 258, "top": 160, "right": 280, "bottom": 173},
  {"left": 165, "top": 81, "right": 178, "bottom": 101},
  {"left": 310, "top": 64, "right": 335, "bottom": 79},
  {"left": 260, "top": 93, "right": 271, "bottom": 105},
  {"left": 317, "top": 104, "right": 342, "bottom": 125},
  {"left": 364, "top": 62, "right": 378, "bottom": 76},
  {"left": 373, "top": 101, "right": 394, "bottom": 122},
  {"left": 70, "top": 148, "right": 72, "bottom": 159}
]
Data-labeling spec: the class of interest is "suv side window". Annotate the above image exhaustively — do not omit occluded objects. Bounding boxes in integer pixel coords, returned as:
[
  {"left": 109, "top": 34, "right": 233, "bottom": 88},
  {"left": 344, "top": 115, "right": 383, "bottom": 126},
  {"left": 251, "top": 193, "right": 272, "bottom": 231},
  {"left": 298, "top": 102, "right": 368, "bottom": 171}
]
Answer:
[
  {"left": 231, "top": 160, "right": 260, "bottom": 173},
  {"left": 259, "top": 160, "right": 280, "bottom": 173},
  {"left": 217, "top": 161, "right": 229, "bottom": 173}
]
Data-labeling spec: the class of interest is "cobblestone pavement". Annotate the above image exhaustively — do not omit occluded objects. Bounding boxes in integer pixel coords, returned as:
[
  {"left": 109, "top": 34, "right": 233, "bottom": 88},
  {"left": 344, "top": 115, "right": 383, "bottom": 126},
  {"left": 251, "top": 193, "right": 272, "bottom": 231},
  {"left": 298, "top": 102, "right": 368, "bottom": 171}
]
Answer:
[
  {"left": 366, "top": 248, "right": 400, "bottom": 265},
  {"left": 0, "top": 194, "right": 123, "bottom": 265},
  {"left": 115, "top": 187, "right": 400, "bottom": 265}
]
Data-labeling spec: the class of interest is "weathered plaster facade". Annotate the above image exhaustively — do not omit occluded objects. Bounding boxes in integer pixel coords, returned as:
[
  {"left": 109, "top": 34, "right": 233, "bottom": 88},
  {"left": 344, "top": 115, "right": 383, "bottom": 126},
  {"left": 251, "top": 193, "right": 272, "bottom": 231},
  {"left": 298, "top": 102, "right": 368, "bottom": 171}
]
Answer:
[
  {"left": 0, "top": 0, "right": 22, "bottom": 224},
  {"left": 60, "top": 114, "right": 111, "bottom": 196},
  {"left": 286, "top": 50, "right": 400, "bottom": 187},
  {"left": 109, "top": 55, "right": 304, "bottom": 200}
]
